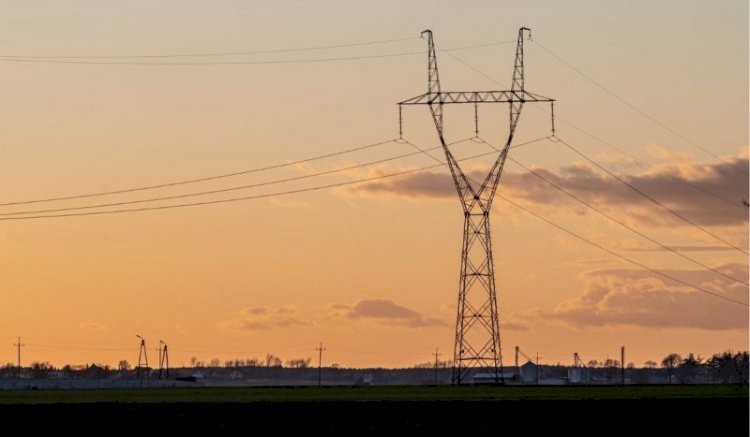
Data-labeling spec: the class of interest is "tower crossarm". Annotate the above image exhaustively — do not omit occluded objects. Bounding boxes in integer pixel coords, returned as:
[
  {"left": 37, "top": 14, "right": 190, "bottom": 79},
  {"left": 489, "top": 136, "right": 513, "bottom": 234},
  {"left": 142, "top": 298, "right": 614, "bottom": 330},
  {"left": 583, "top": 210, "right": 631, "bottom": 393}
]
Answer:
[{"left": 398, "top": 90, "right": 553, "bottom": 106}]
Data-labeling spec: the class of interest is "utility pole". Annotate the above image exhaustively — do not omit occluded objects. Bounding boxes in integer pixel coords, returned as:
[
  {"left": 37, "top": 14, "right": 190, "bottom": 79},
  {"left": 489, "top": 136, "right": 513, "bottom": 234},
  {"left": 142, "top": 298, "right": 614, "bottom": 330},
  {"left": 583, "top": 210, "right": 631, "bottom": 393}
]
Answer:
[
  {"left": 434, "top": 348, "right": 441, "bottom": 385},
  {"left": 316, "top": 342, "right": 325, "bottom": 387},
  {"left": 621, "top": 345, "right": 625, "bottom": 385},
  {"left": 536, "top": 352, "right": 540, "bottom": 385},
  {"left": 515, "top": 346, "right": 519, "bottom": 369},
  {"left": 13, "top": 337, "right": 24, "bottom": 379},
  {"left": 398, "top": 28, "right": 555, "bottom": 385}
]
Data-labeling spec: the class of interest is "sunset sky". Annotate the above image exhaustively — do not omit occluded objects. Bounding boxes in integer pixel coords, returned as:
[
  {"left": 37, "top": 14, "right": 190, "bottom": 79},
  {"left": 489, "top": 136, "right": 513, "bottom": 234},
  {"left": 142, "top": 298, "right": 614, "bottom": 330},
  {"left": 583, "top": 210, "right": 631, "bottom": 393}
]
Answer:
[{"left": 0, "top": 0, "right": 747, "bottom": 369}]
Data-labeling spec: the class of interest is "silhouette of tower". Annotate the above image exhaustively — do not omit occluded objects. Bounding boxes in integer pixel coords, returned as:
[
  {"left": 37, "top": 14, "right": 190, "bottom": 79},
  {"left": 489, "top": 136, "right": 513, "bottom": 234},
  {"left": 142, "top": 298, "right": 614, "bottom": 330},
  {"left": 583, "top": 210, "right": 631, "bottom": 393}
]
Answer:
[
  {"left": 158, "top": 340, "right": 169, "bottom": 379},
  {"left": 136, "top": 335, "right": 149, "bottom": 380},
  {"left": 398, "top": 28, "right": 555, "bottom": 384}
]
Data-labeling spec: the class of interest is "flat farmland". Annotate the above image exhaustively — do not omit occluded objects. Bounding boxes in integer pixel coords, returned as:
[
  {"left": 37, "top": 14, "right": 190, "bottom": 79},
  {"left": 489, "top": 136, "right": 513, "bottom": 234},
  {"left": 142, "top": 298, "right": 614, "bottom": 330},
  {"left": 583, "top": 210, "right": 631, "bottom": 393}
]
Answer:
[{"left": 0, "top": 385, "right": 746, "bottom": 434}]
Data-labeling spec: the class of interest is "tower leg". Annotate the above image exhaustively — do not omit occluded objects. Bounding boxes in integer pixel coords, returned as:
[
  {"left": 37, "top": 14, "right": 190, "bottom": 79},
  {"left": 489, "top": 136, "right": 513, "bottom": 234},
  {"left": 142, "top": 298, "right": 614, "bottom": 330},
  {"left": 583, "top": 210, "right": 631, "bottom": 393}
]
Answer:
[{"left": 452, "top": 211, "right": 503, "bottom": 384}]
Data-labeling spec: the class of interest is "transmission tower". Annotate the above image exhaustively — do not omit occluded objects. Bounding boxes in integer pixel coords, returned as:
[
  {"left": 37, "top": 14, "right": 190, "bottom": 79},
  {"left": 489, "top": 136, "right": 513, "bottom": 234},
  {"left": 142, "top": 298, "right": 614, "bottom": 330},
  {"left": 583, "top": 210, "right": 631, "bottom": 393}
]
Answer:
[
  {"left": 136, "top": 335, "right": 149, "bottom": 380},
  {"left": 158, "top": 340, "right": 169, "bottom": 380},
  {"left": 398, "top": 28, "right": 555, "bottom": 384}
]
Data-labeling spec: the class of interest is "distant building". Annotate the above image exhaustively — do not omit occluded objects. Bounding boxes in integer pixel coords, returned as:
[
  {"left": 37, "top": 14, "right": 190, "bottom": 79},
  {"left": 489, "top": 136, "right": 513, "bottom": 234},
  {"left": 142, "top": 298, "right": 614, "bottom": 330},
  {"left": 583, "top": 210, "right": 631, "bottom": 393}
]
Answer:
[
  {"left": 568, "top": 367, "right": 591, "bottom": 384},
  {"left": 520, "top": 361, "right": 537, "bottom": 383},
  {"left": 472, "top": 371, "right": 516, "bottom": 383}
]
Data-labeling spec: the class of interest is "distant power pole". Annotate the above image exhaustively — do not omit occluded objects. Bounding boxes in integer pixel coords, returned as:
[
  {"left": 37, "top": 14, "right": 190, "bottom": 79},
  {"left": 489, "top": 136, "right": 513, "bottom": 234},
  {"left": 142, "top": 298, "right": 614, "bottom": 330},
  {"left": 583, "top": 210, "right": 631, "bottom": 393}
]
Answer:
[
  {"left": 158, "top": 340, "right": 169, "bottom": 380},
  {"left": 621, "top": 345, "right": 625, "bottom": 385},
  {"left": 515, "top": 346, "right": 519, "bottom": 369},
  {"left": 434, "top": 348, "right": 441, "bottom": 385},
  {"left": 316, "top": 342, "right": 326, "bottom": 387},
  {"left": 136, "top": 335, "right": 149, "bottom": 380},
  {"left": 13, "top": 337, "right": 24, "bottom": 379}
]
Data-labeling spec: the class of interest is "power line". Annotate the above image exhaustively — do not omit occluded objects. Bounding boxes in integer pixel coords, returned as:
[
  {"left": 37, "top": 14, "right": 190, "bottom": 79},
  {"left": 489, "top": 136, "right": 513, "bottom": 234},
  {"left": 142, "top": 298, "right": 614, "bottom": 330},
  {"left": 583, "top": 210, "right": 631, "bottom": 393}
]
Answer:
[
  {"left": 439, "top": 45, "right": 747, "bottom": 209},
  {"left": 497, "top": 192, "right": 749, "bottom": 307},
  {"left": 398, "top": 139, "right": 748, "bottom": 308},
  {"left": 0, "top": 140, "right": 466, "bottom": 216},
  {"left": 0, "top": 40, "right": 515, "bottom": 66},
  {"left": 0, "top": 137, "right": 544, "bottom": 220},
  {"left": 556, "top": 136, "right": 748, "bottom": 255},
  {"left": 6, "top": 134, "right": 744, "bottom": 307},
  {"left": 474, "top": 137, "right": 747, "bottom": 286},
  {"left": 0, "top": 36, "right": 419, "bottom": 59},
  {"left": 0, "top": 138, "right": 398, "bottom": 207},
  {"left": 531, "top": 39, "right": 748, "bottom": 176},
  {"left": 0, "top": 145, "right": 521, "bottom": 221}
]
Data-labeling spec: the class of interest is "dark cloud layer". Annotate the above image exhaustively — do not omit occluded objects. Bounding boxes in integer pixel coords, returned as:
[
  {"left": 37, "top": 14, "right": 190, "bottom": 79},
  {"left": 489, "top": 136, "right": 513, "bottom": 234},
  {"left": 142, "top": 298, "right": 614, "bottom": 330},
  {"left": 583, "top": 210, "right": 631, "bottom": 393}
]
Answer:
[{"left": 346, "top": 154, "right": 749, "bottom": 227}]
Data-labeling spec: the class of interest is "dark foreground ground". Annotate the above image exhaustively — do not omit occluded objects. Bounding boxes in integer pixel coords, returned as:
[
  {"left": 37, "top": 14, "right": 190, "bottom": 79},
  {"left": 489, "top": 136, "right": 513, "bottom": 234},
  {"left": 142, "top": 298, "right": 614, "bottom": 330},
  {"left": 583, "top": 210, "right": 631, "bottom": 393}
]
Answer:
[{"left": 0, "top": 385, "right": 747, "bottom": 434}]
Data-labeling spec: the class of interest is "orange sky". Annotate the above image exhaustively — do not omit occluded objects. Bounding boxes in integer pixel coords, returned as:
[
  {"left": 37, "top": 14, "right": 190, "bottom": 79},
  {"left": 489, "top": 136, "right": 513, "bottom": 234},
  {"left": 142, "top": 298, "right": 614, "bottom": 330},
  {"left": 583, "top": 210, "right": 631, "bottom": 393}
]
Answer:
[{"left": 0, "top": 0, "right": 747, "bottom": 369}]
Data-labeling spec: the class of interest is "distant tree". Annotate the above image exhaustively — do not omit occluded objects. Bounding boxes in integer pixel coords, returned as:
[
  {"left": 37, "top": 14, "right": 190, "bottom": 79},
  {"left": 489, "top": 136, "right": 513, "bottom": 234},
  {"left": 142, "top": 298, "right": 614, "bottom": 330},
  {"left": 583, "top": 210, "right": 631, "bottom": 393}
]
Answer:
[
  {"left": 586, "top": 360, "right": 599, "bottom": 368},
  {"left": 626, "top": 362, "right": 635, "bottom": 369},
  {"left": 118, "top": 360, "right": 131, "bottom": 371},
  {"left": 61, "top": 365, "right": 75, "bottom": 379},
  {"left": 189, "top": 357, "right": 198, "bottom": 367},
  {"left": 676, "top": 353, "right": 703, "bottom": 383},
  {"left": 662, "top": 353, "right": 682, "bottom": 383},
  {"left": 30, "top": 362, "right": 53, "bottom": 379},
  {"left": 286, "top": 358, "right": 312, "bottom": 368},
  {"left": 661, "top": 353, "right": 681, "bottom": 369},
  {"left": 644, "top": 360, "right": 657, "bottom": 369},
  {"left": 265, "top": 353, "right": 282, "bottom": 367},
  {"left": 209, "top": 358, "right": 221, "bottom": 368},
  {"left": 246, "top": 358, "right": 260, "bottom": 367},
  {"left": 603, "top": 359, "right": 620, "bottom": 368},
  {"left": 707, "top": 351, "right": 749, "bottom": 383},
  {"left": 0, "top": 363, "right": 15, "bottom": 378}
]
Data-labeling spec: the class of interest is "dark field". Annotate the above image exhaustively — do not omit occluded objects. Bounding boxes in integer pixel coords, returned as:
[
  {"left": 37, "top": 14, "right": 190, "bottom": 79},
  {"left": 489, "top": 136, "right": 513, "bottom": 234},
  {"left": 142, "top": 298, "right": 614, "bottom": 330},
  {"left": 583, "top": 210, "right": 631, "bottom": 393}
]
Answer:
[
  {"left": 0, "top": 383, "right": 746, "bottom": 403},
  {"left": 0, "top": 385, "right": 747, "bottom": 434}
]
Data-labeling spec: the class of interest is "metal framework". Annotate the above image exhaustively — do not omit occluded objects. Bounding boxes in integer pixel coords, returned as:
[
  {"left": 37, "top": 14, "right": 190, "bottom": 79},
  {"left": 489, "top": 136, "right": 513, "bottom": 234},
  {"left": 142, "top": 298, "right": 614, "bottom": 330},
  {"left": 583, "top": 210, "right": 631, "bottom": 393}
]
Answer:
[
  {"left": 158, "top": 340, "right": 169, "bottom": 380},
  {"left": 398, "top": 28, "right": 555, "bottom": 384},
  {"left": 136, "top": 335, "right": 149, "bottom": 380}
]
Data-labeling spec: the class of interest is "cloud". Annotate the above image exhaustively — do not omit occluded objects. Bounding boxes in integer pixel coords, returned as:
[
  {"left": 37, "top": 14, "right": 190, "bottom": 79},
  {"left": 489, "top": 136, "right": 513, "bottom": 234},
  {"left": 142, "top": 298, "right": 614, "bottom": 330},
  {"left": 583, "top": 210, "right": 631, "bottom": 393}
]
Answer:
[
  {"left": 536, "top": 263, "right": 748, "bottom": 330},
  {"left": 342, "top": 151, "right": 748, "bottom": 227},
  {"left": 219, "top": 306, "right": 309, "bottom": 331},
  {"left": 78, "top": 322, "right": 111, "bottom": 332},
  {"left": 329, "top": 299, "right": 448, "bottom": 328},
  {"left": 502, "top": 320, "right": 530, "bottom": 331}
]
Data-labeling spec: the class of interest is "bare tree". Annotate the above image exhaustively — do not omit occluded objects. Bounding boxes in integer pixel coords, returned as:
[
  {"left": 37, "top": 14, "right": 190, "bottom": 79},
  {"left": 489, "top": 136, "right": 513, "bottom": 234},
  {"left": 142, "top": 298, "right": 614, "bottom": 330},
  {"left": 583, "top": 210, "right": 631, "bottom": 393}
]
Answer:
[
  {"left": 286, "top": 358, "right": 312, "bottom": 368},
  {"left": 662, "top": 353, "right": 682, "bottom": 383},
  {"left": 661, "top": 353, "right": 682, "bottom": 369},
  {"left": 265, "top": 353, "right": 282, "bottom": 367}
]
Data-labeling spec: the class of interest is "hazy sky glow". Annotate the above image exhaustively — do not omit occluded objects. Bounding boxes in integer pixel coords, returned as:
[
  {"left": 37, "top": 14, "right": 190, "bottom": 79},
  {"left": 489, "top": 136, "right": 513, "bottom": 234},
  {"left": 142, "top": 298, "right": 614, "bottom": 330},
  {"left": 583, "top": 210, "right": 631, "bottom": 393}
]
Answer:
[{"left": 0, "top": 0, "right": 747, "bottom": 368}]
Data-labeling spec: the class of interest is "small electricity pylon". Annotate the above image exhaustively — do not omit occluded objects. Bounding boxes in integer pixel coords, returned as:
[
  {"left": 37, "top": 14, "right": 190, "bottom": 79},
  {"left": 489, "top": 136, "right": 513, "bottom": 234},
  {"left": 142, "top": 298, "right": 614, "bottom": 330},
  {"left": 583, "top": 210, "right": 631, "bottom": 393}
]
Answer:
[
  {"left": 399, "top": 28, "right": 555, "bottom": 384},
  {"left": 136, "top": 335, "right": 149, "bottom": 380},
  {"left": 158, "top": 340, "right": 169, "bottom": 380}
]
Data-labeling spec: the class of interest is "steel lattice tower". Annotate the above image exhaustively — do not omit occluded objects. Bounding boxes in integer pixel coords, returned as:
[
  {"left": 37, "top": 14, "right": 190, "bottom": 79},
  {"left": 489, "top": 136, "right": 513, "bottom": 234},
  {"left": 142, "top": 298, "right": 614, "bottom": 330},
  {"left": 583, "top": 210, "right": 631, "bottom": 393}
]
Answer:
[{"left": 398, "top": 28, "right": 555, "bottom": 384}]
